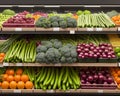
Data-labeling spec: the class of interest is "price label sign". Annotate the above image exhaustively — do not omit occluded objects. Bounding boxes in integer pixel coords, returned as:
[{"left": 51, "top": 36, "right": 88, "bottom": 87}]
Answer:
[
  {"left": 15, "top": 28, "right": 22, "bottom": 31},
  {"left": 96, "top": 28, "right": 103, "bottom": 31},
  {"left": 13, "top": 89, "right": 21, "bottom": 93},
  {"left": 70, "top": 30, "right": 75, "bottom": 34},
  {"left": 87, "top": 28, "right": 94, "bottom": 31},
  {"left": 97, "top": 90, "right": 103, "bottom": 93},
  {"left": 3, "top": 63, "right": 9, "bottom": 66},
  {"left": 46, "top": 90, "right": 54, "bottom": 93},
  {"left": 16, "top": 63, "right": 23, "bottom": 66},
  {"left": 53, "top": 27, "right": 60, "bottom": 31}
]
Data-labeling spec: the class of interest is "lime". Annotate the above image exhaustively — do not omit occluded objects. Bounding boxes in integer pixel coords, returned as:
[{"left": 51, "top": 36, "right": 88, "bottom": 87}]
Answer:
[
  {"left": 117, "top": 53, "right": 120, "bottom": 58},
  {"left": 115, "top": 47, "right": 120, "bottom": 53}
]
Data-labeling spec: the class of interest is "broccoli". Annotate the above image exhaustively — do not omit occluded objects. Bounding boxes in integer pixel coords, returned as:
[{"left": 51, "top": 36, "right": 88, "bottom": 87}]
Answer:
[
  {"left": 41, "top": 41, "right": 53, "bottom": 49},
  {"left": 51, "top": 21, "right": 59, "bottom": 27},
  {"left": 49, "top": 16, "right": 60, "bottom": 22},
  {"left": 70, "top": 50, "right": 77, "bottom": 58},
  {"left": 50, "top": 39, "right": 59, "bottom": 43},
  {"left": 58, "top": 17, "right": 65, "bottom": 22},
  {"left": 66, "top": 57, "right": 73, "bottom": 63},
  {"left": 53, "top": 41, "right": 62, "bottom": 49},
  {"left": 36, "top": 45, "right": 47, "bottom": 53},
  {"left": 66, "top": 17, "right": 77, "bottom": 27},
  {"left": 36, "top": 52, "right": 46, "bottom": 63},
  {"left": 59, "top": 20, "right": 67, "bottom": 28},
  {"left": 60, "top": 56, "right": 66, "bottom": 63}
]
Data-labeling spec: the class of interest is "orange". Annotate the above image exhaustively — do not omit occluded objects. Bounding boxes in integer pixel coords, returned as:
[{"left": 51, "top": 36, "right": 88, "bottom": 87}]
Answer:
[
  {"left": 117, "top": 71, "right": 120, "bottom": 76},
  {"left": 7, "top": 75, "right": 14, "bottom": 82},
  {"left": 0, "top": 53, "right": 5, "bottom": 57},
  {"left": 17, "top": 81, "right": 25, "bottom": 89},
  {"left": 14, "top": 75, "right": 21, "bottom": 82},
  {"left": 116, "top": 78, "right": 120, "bottom": 84},
  {"left": 10, "top": 81, "right": 17, "bottom": 89},
  {"left": 16, "top": 68, "right": 23, "bottom": 75},
  {"left": 8, "top": 69, "right": 14, "bottom": 75},
  {"left": 1, "top": 81, "right": 9, "bottom": 89},
  {"left": 25, "top": 81, "right": 33, "bottom": 89},
  {"left": 0, "top": 82, "right": 2, "bottom": 87},
  {"left": 2, "top": 74, "right": 8, "bottom": 81},
  {"left": 5, "top": 69, "right": 10, "bottom": 75},
  {"left": 113, "top": 73, "right": 118, "bottom": 77},
  {"left": 21, "top": 75, "right": 29, "bottom": 83}
]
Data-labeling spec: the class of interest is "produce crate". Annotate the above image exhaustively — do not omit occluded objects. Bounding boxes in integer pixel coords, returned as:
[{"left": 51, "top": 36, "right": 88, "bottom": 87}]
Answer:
[
  {"left": 2, "top": 23, "right": 34, "bottom": 27},
  {"left": 98, "top": 58, "right": 118, "bottom": 63},
  {"left": 78, "top": 58, "right": 97, "bottom": 63},
  {"left": 81, "top": 83, "right": 117, "bottom": 89}
]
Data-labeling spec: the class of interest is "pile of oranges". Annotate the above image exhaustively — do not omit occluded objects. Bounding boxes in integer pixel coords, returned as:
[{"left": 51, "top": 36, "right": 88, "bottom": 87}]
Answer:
[
  {"left": 111, "top": 68, "right": 120, "bottom": 88},
  {"left": 0, "top": 53, "right": 5, "bottom": 62},
  {"left": 0, "top": 68, "right": 33, "bottom": 89}
]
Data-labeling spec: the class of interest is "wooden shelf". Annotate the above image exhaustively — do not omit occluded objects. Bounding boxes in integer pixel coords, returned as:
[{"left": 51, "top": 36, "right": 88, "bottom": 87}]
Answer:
[
  {"left": 0, "top": 89, "right": 120, "bottom": 93},
  {"left": 2, "top": 63, "right": 118, "bottom": 67}
]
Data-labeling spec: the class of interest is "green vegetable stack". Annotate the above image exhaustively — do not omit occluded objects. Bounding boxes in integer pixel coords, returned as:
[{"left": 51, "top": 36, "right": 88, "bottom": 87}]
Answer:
[
  {"left": 115, "top": 47, "right": 120, "bottom": 59},
  {"left": 36, "top": 39, "right": 77, "bottom": 64},
  {"left": 35, "top": 16, "right": 77, "bottom": 28},
  {"left": 34, "top": 67, "right": 80, "bottom": 91},
  {"left": 4, "top": 39, "right": 36, "bottom": 63}
]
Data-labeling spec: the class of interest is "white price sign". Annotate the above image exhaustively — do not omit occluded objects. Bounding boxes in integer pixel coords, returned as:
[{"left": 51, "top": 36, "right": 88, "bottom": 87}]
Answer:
[
  {"left": 46, "top": 90, "right": 54, "bottom": 93},
  {"left": 16, "top": 63, "right": 23, "bottom": 66},
  {"left": 70, "top": 30, "right": 75, "bottom": 34},
  {"left": 118, "top": 27, "right": 120, "bottom": 31},
  {"left": 118, "top": 63, "right": 120, "bottom": 67},
  {"left": 3, "top": 63, "right": 9, "bottom": 66},
  {"left": 87, "top": 28, "right": 94, "bottom": 31},
  {"left": 96, "top": 28, "right": 103, "bottom": 31},
  {"left": 97, "top": 90, "right": 103, "bottom": 93},
  {"left": 53, "top": 27, "right": 60, "bottom": 31},
  {"left": 13, "top": 89, "right": 21, "bottom": 93},
  {"left": 15, "top": 28, "right": 22, "bottom": 31}
]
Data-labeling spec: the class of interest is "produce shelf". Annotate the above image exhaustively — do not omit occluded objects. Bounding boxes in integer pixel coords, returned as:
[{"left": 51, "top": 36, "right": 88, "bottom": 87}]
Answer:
[
  {"left": 2, "top": 63, "right": 118, "bottom": 67},
  {"left": 0, "top": 89, "right": 120, "bottom": 94}
]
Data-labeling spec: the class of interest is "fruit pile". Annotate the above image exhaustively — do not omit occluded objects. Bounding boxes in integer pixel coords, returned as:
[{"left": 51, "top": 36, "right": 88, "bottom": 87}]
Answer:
[
  {"left": 4, "top": 39, "right": 36, "bottom": 63},
  {"left": 1, "top": 68, "right": 33, "bottom": 89},
  {"left": 80, "top": 68, "right": 115, "bottom": 85},
  {"left": 111, "top": 14, "right": 120, "bottom": 25},
  {"left": 3, "top": 11, "right": 35, "bottom": 27},
  {"left": 34, "top": 67, "right": 80, "bottom": 91},
  {"left": 0, "top": 53, "right": 5, "bottom": 62},
  {"left": 77, "top": 43, "right": 116, "bottom": 60},
  {"left": 77, "top": 13, "right": 115, "bottom": 28},
  {"left": 111, "top": 68, "right": 120, "bottom": 88},
  {"left": 114, "top": 47, "right": 120, "bottom": 59}
]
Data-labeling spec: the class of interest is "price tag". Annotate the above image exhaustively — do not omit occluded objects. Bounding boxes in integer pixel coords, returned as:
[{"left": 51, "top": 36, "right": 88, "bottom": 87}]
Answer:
[
  {"left": 66, "top": 90, "right": 70, "bottom": 93},
  {"left": 0, "top": 64, "right": 3, "bottom": 67},
  {"left": 96, "top": 28, "right": 103, "bottom": 31},
  {"left": 87, "top": 28, "right": 94, "bottom": 31},
  {"left": 3, "top": 63, "right": 9, "bottom": 66},
  {"left": 46, "top": 90, "right": 54, "bottom": 93},
  {"left": 54, "top": 64, "right": 61, "bottom": 67},
  {"left": 53, "top": 27, "right": 60, "bottom": 31},
  {"left": 15, "top": 28, "right": 22, "bottom": 31},
  {"left": 97, "top": 90, "right": 103, "bottom": 93},
  {"left": 70, "top": 30, "right": 75, "bottom": 34},
  {"left": 16, "top": 63, "right": 23, "bottom": 66},
  {"left": 118, "top": 63, "right": 120, "bottom": 67},
  {"left": 13, "top": 89, "right": 21, "bottom": 93},
  {"left": 118, "top": 27, "right": 120, "bottom": 31}
]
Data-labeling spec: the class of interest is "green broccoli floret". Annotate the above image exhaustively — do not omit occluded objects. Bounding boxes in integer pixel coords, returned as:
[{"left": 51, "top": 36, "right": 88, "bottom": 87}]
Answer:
[
  {"left": 60, "top": 56, "right": 66, "bottom": 63},
  {"left": 70, "top": 50, "right": 77, "bottom": 58},
  {"left": 58, "top": 17, "right": 65, "bottom": 22},
  {"left": 36, "top": 45, "right": 47, "bottom": 53},
  {"left": 49, "top": 16, "right": 60, "bottom": 22},
  {"left": 53, "top": 41, "right": 62, "bottom": 49},
  {"left": 41, "top": 41, "right": 53, "bottom": 49},
  {"left": 50, "top": 39, "right": 59, "bottom": 43},
  {"left": 39, "top": 17, "right": 47, "bottom": 22},
  {"left": 59, "top": 20, "right": 67, "bottom": 28},
  {"left": 66, "top": 57, "right": 73, "bottom": 63},
  {"left": 36, "top": 52, "right": 46, "bottom": 63},
  {"left": 45, "top": 48, "right": 61, "bottom": 63},
  {"left": 66, "top": 44, "right": 73, "bottom": 48},
  {"left": 66, "top": 17, "right": 77, "bottom": 27},
  {"left": 51, "top": 21, "right": 59, "bottom": 27}
]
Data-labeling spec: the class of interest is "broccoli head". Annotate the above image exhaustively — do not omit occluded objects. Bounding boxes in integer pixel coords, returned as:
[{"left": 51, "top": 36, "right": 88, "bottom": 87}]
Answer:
[
  {"left": 36, "top": 52, "right": 47, "bottom": 63},
  {"left": 60, "top": 56, "right": 66, "bottom": 63},
  {"left": 53, "top": 41, "right": 62, "bottom": 49},
  {"left": 49, "top": 16, "right": 60, "bottom": 23},
  {"left": 66, "top": 17, "right": 77, "bottom": 27},
  {"left": 41, "top": 41, "right": 53, "bottom": 49},
  {"left": 36, "top": 45, "right": 47, "bottom": 53},
  {"left": 51, "top": 21, "right": 59, "bottom": 27},
  {"left": 59, "top": 20, "right": 67, "bottom": 28}
]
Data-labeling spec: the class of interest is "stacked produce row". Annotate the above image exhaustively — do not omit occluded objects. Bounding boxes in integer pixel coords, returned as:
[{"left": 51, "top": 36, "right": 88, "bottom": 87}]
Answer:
[
  {"left": 0, "top": 67, "right": 120, "bottom": 90},
  {"left": 0, "top": 9, "right": 119, "bottom": 28}
]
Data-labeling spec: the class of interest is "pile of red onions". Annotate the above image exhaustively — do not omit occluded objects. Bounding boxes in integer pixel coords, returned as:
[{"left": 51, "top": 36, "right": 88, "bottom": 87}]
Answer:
[
  {"left": 80, "top": 68, "right": 115, "bottom": 85},
  {"left": 77, "top": 43, "right": 116, "bottom": 59}
]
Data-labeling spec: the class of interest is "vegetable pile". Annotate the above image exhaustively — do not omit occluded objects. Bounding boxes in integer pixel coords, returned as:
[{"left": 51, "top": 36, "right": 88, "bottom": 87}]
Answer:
[
  {"left": 80, "top": 68, "right": 115, "bottom": 85},
  {"left": 4, "top": 39, "right": 36, "bottom": 63},
  {"left": 36, "top": 39, "right": 77, "bottom": 64},
  {"left": 77, "top": 13, "right": 115, "bottom": 28},
  {"left": 35, "top": 16, "right": 77, "bottom": 28},
  {"left": 34, "top": 67, "right": 80, "bottom": 91}
]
